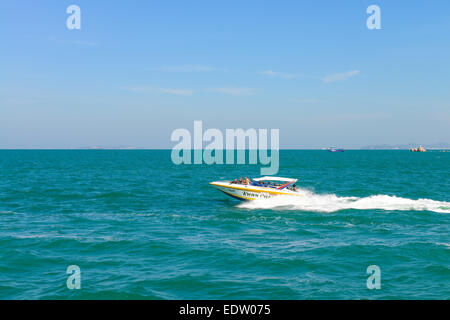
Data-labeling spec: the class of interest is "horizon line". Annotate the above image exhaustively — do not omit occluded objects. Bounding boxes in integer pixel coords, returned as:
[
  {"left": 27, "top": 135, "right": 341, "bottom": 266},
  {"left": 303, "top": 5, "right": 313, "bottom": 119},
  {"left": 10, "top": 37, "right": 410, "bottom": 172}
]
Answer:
[{"left": 0, "top": 147, "right": 449, "bottom": 151}]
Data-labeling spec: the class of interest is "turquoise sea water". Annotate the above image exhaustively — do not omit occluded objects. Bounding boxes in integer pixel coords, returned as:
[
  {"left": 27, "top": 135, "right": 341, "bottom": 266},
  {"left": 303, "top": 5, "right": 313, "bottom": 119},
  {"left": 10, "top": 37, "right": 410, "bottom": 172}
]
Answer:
[{"left": 0, "top": 150, "right": 449, "bottom": 299}]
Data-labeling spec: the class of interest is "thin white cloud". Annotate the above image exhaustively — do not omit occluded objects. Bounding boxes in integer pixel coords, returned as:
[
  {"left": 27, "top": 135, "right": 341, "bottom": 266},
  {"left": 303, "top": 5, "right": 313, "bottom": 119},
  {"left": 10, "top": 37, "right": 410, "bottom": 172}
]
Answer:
[
  {"left": 323, "top": 70, "right": 360, "bottom": 83},
  {"left": 124, "top": 86, "right": 195, "bottom": 96},
  {"left": 157, "top": 88, "right": 195, "bottom": 95},
  {"left": 208, "top": 87, "right": 255, "bottom": 95},
  {"left": 159, "top": 65, "right": 221, "bottom": 72},
  {"left": 260, "top": 70, "right": 302, "bottom": 79}
]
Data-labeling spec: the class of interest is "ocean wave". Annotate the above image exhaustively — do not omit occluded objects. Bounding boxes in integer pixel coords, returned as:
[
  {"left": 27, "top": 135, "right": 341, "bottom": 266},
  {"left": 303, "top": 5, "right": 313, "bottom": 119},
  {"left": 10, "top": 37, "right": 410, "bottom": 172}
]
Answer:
[
  {"left": 237, "top": 188, "right": 450, "bottom": 213},
  {"left": 0, "top": 211, "right": 17, "bottom": 215}
]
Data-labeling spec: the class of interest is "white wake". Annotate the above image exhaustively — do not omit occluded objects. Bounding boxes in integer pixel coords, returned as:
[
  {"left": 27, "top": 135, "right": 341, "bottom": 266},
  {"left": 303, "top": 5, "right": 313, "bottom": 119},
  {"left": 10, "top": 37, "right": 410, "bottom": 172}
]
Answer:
[{"left": 237, "top": 188, "right": 450, "bottom": 213}]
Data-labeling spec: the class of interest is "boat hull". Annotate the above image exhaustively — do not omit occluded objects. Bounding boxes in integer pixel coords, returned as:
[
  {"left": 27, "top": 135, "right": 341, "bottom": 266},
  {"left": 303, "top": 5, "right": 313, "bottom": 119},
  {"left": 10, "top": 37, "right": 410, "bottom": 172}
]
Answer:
[{"left": 209, "top": 181, "right": 301, "bottom": 201}]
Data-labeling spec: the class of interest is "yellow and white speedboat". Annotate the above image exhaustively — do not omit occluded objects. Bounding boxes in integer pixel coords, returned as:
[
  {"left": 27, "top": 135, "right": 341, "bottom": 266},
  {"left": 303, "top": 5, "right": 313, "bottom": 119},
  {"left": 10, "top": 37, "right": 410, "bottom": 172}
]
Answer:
[{"left": 209, "top": 176, "right": 301, "bottom": 201}]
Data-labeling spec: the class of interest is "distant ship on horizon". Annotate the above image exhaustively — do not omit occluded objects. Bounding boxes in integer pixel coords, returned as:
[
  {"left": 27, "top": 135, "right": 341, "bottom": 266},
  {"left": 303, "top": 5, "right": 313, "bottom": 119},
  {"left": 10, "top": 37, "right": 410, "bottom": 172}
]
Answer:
[
  {"left": 327, "top": 147, "right": 345, "bottom": 152},
  {"left": 410, "top": 145, "right": 426, "bottom": 152}
]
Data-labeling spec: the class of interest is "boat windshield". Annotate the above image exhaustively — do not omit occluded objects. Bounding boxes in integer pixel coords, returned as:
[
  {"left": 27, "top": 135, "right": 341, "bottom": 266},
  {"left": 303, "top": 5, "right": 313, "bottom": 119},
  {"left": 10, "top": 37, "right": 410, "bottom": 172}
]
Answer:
[{"left": 251, "top": 177, "right": 297, "bottom": 190}]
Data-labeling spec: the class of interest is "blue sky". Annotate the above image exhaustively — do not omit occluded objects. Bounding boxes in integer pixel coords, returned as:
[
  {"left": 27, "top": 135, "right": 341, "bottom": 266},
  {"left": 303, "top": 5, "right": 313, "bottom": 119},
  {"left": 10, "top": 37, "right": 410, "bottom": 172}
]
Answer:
[{"left": 0, "top": 0, "right": 449, "bottom": 148}]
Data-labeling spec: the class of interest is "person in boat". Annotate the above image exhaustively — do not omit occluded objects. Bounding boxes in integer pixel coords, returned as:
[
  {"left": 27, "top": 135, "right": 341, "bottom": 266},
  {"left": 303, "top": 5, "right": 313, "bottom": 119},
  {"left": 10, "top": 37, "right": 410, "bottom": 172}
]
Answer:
[
  {"left": 244, "top": 177, "right": 251, "bottom": 185},
  {"left": 239, "top": 177, "right": 243, "bottom": 184},
  {"left": 293, "top": 184, "right": 297, "bottom": 191},
  {"left": 253, "top": 180, "right": 262, "bottom": 186},
  {"left": 231, "top": 178, "right": 238, "bottom": 184}
]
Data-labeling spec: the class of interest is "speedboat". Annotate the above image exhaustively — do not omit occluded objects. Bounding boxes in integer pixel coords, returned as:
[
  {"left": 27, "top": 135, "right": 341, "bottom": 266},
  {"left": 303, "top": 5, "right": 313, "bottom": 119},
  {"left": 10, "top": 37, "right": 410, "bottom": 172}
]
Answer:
[{"left": 209, "top": 176, "right": 301, "bottom": 201}]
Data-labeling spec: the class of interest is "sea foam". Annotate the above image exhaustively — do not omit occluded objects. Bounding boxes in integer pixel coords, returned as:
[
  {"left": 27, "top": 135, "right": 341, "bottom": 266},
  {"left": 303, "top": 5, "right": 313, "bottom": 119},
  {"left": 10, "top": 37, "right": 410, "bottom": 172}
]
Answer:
[{"left": 237, "top": 188, "right": 450, "bottom": 213}]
